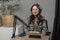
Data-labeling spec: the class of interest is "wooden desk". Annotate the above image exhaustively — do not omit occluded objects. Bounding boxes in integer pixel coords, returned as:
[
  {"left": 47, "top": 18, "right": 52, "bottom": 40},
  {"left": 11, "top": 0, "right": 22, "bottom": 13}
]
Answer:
[{"left": 11, "top": 35, "right": 49, "bottom": 40}]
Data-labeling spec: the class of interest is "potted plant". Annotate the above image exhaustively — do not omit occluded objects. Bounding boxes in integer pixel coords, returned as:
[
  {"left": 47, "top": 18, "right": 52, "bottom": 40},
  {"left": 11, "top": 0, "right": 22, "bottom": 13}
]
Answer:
[{"left": 1, "top": 0, "right": 20, "bottom": 27}]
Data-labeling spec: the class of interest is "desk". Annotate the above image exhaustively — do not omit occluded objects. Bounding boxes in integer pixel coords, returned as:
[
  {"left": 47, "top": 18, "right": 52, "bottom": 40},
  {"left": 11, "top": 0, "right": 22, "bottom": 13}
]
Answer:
[{"left": 11, "top": 35, "right": 49, "bottom": 40}]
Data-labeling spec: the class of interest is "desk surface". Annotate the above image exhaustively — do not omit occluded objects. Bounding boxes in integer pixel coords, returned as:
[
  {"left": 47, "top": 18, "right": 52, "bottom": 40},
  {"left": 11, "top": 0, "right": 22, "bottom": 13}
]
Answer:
[{"left": 11, "top": 35, "right": 49, "bottom": 40}]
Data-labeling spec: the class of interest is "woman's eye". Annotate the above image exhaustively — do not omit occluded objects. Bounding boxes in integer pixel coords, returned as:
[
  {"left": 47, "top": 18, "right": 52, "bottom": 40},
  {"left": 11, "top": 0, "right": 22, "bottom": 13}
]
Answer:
[{"left": 35, "top": 9, "right": 38, "bottom": 10}]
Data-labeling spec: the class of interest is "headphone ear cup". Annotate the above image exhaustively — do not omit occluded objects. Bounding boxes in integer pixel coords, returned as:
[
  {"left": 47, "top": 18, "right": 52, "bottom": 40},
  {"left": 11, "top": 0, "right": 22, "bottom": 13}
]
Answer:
[
  {"left": 30, "top": 6, "right": 32, "bottom": 12},
  {"left": 39, "top": 8, "right": 42, "bottom": 13}
]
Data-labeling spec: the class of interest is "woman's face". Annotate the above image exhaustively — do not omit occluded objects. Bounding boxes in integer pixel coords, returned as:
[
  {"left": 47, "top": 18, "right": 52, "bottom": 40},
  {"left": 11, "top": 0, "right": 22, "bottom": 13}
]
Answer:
[{"left": 32, "top": 6, "right": 39, "bottom": 16}]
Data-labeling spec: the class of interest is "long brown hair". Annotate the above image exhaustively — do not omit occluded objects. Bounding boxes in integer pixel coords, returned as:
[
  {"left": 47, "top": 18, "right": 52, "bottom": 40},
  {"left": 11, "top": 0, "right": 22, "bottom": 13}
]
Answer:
[{"left": 28, "top": 4, "right": 44, "bottom": 26}]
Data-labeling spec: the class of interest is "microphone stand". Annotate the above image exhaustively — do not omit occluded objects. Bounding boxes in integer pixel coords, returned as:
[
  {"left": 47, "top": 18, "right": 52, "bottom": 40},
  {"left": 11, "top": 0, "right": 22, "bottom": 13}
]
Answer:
[{"left": 15, "top": 15, "right": 29, "bottom": 37}]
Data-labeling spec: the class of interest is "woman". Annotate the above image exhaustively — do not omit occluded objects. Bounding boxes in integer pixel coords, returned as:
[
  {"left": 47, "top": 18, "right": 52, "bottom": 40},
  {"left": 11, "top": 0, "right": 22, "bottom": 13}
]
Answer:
[{"left": 28, "top": 4, "right": 48, "bottom": 35}]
